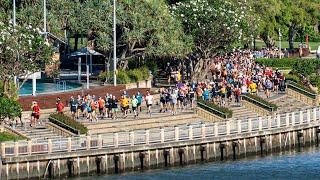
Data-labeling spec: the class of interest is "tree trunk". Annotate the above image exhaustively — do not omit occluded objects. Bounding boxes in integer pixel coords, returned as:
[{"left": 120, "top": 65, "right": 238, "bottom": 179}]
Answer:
[
  {"left": 191, "top": 58, "right": 210, "bottom": 81},
  {"left": 262, "top": 34, "right": 275, "bottom": 48},
  {"left": 289, "top": 26, "right": 296, "bottom": 50}
]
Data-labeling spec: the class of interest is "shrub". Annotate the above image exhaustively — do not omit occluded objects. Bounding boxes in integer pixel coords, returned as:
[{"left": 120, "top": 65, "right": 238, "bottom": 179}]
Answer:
[
  {"left": 285, "top": 74, "right": 300, "bottom": 83},
  {"left": 292, "top": 58, "right": 320, "bottom": 76},
  {"left": 255, "top": 58, "right": 298, "bottom": 69},
  {"left": 99, "top": 67, "right": 150, "bottom": 84},
  {"left": 127, "top": 69, "right": 144, "bottom": 82},
  {"left": 197, "top": 99, "right": 233, "bottom": 118},
  {"left": 0, "top": 97, "right": 22, "bottom": 122},
  {"left": 117, "top": 70, "right": 131, "bottom": 84},
  {"left": 49, "top": 113, "right": 88, "bottom": 134}
]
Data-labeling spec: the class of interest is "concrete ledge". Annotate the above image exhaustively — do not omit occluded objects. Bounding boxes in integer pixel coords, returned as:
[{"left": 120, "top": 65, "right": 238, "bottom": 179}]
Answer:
[
  {"left": 196, "top": 107, "right": 225, "bottom": 122},
  {"left": 242, "top": 100, "right": 271, "bottom": 116},
  {"left": 46, "top": 122, "right": 77, "bottom": 137},
  {"left": 287, "top": 88, "right": 318, "bottom": 106}
]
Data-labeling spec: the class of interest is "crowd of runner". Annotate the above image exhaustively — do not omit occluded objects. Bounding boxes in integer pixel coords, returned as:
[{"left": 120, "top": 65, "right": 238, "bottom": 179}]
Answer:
[{"left": 28, "top": 50, "right": 287, "bottom": 126}]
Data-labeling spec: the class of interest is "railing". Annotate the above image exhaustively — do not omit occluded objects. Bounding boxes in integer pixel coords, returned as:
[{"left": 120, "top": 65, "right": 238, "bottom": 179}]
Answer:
[{"left": 1, "top": 106, "right": 320, "bottom": 158}]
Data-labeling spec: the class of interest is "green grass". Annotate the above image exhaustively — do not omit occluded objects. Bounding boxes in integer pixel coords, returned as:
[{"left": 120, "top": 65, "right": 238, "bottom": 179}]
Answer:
[
  {"left": 255, "top": 40, "right": 319, "bottom": 51},
  {"left": 0, "top": 132, "right": 25, "bottom": 142}
]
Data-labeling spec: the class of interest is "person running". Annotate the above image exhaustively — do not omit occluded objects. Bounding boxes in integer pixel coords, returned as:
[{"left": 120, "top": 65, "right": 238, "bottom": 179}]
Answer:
[
  {"left": 171, "top": 89, "right": 178, "bottom": 115},
  {"left": 30, "top": 101, "right": 40, "bottom": 127},
  {"left": 56, "top": 97, "right": 64, "bottom": 114},
  {"left": 131, "top": 95, "right": 138, "bottom": 118},
  {"left": 145, "top": 92, "right": 153, "bottom": 117},
  {"left": 121, "top": 95, "right": 130, "bottom": 118},
  {"left": 107, "top": 94, "right": 113, "bottom": 118},
  {"left": 69, "top": 96, "right": 78, "bottom": 119},
  {"left": 98, "top": 97, "right": 105, "bottom": 119},
  {"left": 90, "top": 99, "right": 98, "bottom": 122},
  {"left": 159, "top": 88, "right": 166, "bottom": 113},
  {"left": 111, "top": 96, "right": 119, "bottom": 120},
  {"left": 86, "top": 99, "right": 92, "bottom": 121},
  {"left": 136, "top": 91, "right": 143, "bottom": 113}
]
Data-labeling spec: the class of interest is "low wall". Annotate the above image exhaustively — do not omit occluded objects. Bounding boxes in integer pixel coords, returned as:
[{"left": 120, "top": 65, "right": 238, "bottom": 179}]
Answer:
[
  {"left": 125, "top": 79, "right": 152, "bottom": 90},
  {"left": 242, "top": 99, "right": 272, "bottom": 116},
  {"left": 287, "top": 88, "right": 318, "bottom": 106},
  {"left": 196, "top": 107, "right": 225, "bottom": 122},
  {"left": 46, "top": 122, "right": 77, "bottom": 137}
]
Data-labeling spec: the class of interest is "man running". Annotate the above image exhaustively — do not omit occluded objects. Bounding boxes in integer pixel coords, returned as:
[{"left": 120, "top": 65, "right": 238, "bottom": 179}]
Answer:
[
  {"left": 56, "top": 97, "right": 64, "bottom": 114},
  {"left": 30, "top": 101, "right": 40, "bottom": 127},
  {"left": 145, "top": 92, "right": 153, "bottom": 117},
  {"left": 131, "top": 95, "right": 138, "bottom": 118},
  {"left": 69, "top": 96, "right": 78, "bottom": 119}
]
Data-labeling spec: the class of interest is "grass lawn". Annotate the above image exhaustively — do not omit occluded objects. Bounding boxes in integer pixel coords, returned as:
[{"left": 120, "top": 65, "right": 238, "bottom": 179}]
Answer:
[
  {"left": 0, "top": 132, "right": 25, "bottom": 143},
  {"left": 255, "top": 40, "right": 319, "bottom": 51}
]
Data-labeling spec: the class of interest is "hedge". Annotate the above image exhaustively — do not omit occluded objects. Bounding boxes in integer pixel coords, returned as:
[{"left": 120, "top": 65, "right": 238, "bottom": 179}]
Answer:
[
  {"left": 99, "top": 67, "right": 150, "bottom": 84},
  {"left": 255, "top": 58, "right": 299, "bottom": 69},
  {"left": 49, "top": 113, "right": 88, "bottom": 135},
  {"left": 0, "top": 132, "right": 25, "bottom": 142},
  {"left": 197, "top": 99, "right": 233, "bottom": 119},
  {"left": 241, "top": 94, "right": 278, "bottom": 112}
]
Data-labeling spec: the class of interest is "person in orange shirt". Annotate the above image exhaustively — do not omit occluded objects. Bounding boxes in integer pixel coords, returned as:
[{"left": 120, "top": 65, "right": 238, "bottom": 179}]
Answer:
[
  {"left": 90, "top": 99, "right": 98, "bottom": 122},
  {"left": 98, "top": 97, "right": 105, "bottom": 119}
]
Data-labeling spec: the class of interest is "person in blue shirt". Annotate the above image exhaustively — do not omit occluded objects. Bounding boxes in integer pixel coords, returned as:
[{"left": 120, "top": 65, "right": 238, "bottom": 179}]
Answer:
[
  {"left": 136, "top": 91, "right": 143, "bottom": 112},
  {"left": 202, "top": 88, "right": 210, "bottom": 101}
]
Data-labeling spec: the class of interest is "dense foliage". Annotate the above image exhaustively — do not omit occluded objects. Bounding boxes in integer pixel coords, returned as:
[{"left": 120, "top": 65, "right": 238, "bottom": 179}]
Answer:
[
  {"left": 0, "top": 97, "right": 22, "bottom": 122},
  {"left": 99, "top": 67, "right": 149, "bottom": 84},
  {"left": 49, "top": 113, "right": 88, "bottom": 134},
  {"left": 255, "top": 58, "right": 299, "bottom": 69}
]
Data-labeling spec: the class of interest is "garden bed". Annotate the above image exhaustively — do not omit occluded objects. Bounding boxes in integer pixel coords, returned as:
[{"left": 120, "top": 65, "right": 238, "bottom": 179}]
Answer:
[
  {"left": 241, "top": 94, "right": 278, "bottom": 112},
  {"left": 197, "top": 99, "right": 233, "bottom": 119},
  {"left": 49, "top": 113, "right": 88, "bottom": 135},
  {"left": 0, "top": 132, "right": 25, "bottom": 143}
]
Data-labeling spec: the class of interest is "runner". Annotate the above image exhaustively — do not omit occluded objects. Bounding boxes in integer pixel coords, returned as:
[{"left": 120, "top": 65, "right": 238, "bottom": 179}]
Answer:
[
  {"left": 136, "top": 91, "right": 143, "bottom": 113},
  {"left": 111, "top": 96, "right": 119, "bottom": 120},
  {"left": 98, "top": 97, "right": 105, "bottom": 119},
  {"left": 30, "top": 101, "right": 40, "bottom": 127},
  {"left": 56, "top": 97, "right": 64, "bottom": 114},
  {"left": 131, "top": 95, "right": 138, "bottom": 118},
  {"left": 145, "top": 91, "right": 153, "bottom": 117},
  {"left": 121, "top": 95, "right": 130, "bottom": 118},
  {"left": 69, "top": 96, "right": 78, "bottom": 119}
]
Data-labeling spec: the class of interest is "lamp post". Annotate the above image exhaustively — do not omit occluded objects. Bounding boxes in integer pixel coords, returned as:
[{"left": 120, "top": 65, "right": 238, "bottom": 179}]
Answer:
[
  {"left": 13, "top": 0, "right": 18, "bottom": 86},
  {"left": 113, "top": 0, "right": 117, "bottom": 86},
  {"left": 279, "top": 28, "right": 282, "bottom": 59}
]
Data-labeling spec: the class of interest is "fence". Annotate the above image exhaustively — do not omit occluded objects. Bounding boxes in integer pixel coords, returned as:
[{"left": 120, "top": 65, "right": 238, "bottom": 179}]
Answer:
[{"left": 1, "top": 106, "right": 320, "bottom": 157}]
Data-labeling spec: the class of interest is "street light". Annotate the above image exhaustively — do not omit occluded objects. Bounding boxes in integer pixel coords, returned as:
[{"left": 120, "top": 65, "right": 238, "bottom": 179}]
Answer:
[
  {"left": 113, "top": 0, "right": 117, "bottom": 86},
  {"left": 13, "top": 0, "right": 18, "bottom": 86}
]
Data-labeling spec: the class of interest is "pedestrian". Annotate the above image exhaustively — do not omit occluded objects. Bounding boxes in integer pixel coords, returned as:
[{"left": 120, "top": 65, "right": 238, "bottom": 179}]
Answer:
[
  {"left": 30, "top": 101, "right": 40, "bottom": 127},
  {"left": 131, "top": 95, "right": 138, "bottom": 118},
  {"left": 69, "top": 96, "right": 78, "bottom": 119},
  {"left": 56, "top": 97, "right": 64, "bottom": 114},
  {"left": 145, "top": 91, "right": 154, "bottom": 117}
]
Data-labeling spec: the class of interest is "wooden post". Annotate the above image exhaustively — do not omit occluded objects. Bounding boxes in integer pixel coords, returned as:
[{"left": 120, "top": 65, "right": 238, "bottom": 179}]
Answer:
[
  {"left": 114, "top": 133, "right": 119, "bottom": 148},
  {"left": 307, "top": 109, "right": 311, "bottom": 123},
  {"left": 86, "top": 136, "right": 91, "bottom": 150},
  {"left": 130, "top": 131, "right": 135, "bottom": 146},
  {"left": 98, "top": 135, "right": 102, "bottom": 149},
  {"left": 201, "top": 123, "right": 206, "bottom": 139},
  {"left": 258, "top": 117, "right": 262, "bottom": 131},
  {"left": 145, "top": 130, "right": 150, "bottom": 145},
  {"left": 47, "top": 139, "right": 52, "bottom": 154},
  {"left": 286, "top": 113, "right": 290, "bottom": 127},
  {"left": 67, "top": 137, "right": 72, "bottom": 152},
  {"left": 277, "top": 114, "right": 281, "bottom": 128},
  {"left": 189, "top": 125, "right": 193, "bottom": 140},
  {"left": 160, "top": 128, "right": 164, "bottom": 143},
  {"left": 14, "top": 142, "right": 19, "bottom": 156},
  {"left": 292, "top": 112, "right": 296, "bottom": 125},
  {"left": 226, "top": 121, "right": 231, "bottom": 135},
  {"left": 214, "top": 123, "right": 218, "bottom": 137},
  {"left": 238, "top": 120, "right": 242, "bottom": 133},
  {"left": 26, "top": 141, "right": 33, "bottom": 157},
  {"left": 299, "top": 110, "right": 303, "bottom": 124},
  {"left": 248, "top": 119, "right": 252, "bottom": 133},
  {"left": 1, "top": 143, "right": 5, "bottom": 158},
  {"left": 175, "top": 126, "right": 179, "bottom": 141}
]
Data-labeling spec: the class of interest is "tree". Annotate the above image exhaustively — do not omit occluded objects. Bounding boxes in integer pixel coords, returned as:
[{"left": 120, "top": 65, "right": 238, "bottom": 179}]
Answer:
[
  {"left": 0, "top": 21, "right": 52, "bottom": 98},
  {"left": 0, "top": 97, "right": 22, "bottom": 123},
  {"left": 171, "top": 0, "right": 253, "bottom": 79}
]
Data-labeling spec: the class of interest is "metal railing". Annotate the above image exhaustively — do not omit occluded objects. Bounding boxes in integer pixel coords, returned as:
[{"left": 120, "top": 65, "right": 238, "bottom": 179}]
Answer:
[{"left": 1, "top": 106, "right": 320, "bottom": 157}]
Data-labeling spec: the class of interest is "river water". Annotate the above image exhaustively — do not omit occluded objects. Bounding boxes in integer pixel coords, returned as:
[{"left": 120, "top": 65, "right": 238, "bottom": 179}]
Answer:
[{"left": 73, "top": 147, "right": 320, "bottom": 180}]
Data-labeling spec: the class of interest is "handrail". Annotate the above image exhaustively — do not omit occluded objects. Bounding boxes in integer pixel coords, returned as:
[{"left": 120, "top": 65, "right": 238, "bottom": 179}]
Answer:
[
  {"left": 241, "top": 94, "right": 277, "bottom": 112},
  {"left": 287, "top": 80, "right": 317, "bottom": 99},
  {"left": 1, "top": 106, "right": 320, "bottom": 157}
]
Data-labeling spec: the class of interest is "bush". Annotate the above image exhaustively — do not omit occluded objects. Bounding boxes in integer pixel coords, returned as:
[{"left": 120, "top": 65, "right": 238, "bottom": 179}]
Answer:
[
  {"left": 0, "top": 132, "right": 25, "bottom": 142},
  {"left": 285, "top": 74, "right": 300, "bottom": 83},
  {"left": 0, "top": 97, "right": 22, "bottom": 122},
  {"left": 49, "top": 113, "right": 88, "bottom": 134},
  {"left": 99, "top": 67, "right": 150, "bottom": 84},
  {"left": 292, "top": 58, "right": 320, "bottom": 76},
  {"left": 255, "top": 58, "right": 299, "bottom": 69},
  {"left": 241, "top": 94, "right": 278, "bottom": 111},
  {"left": 197, "top": 99, "right": 233, "bottom": 118},
  {"left": 127, "top": 69, "right": 144, "bottom": 82}
]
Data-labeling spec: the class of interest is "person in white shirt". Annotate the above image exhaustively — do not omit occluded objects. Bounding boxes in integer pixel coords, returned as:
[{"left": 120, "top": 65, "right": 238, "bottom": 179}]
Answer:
[{"left": 145, "top": 92, "right": 153, "bottom": 117}]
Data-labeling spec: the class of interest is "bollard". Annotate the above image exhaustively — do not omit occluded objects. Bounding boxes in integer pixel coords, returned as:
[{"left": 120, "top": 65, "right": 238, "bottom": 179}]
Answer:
[
  {"left": 139, "top": 152, "right": 145, "bottom": 170},
  {"left": 260, "top": 137, "right": 265, "bottom": 156},
  {"left": 113, "top": 155, "right": 119, "bottom": 174},
  {"left": 219, "top": 144, "right": 225, "bottom": 161},
  {"left": 178, "top": 149, "right": 184, "bottom": 165},
  {"left": 67, "top": 159, "right": 73, "bottom": 177},
  {"left": 232, "top": 142, "right": 237, "bottom": 160},
  {"left": 200, "top": 146, "right": 205, "bottom": 162},
  {"left": 96, "top": 157, "right": 101, "bottom": 174},
  {"left": 163, "top": 150, "right": 169, "bottom": 167}
]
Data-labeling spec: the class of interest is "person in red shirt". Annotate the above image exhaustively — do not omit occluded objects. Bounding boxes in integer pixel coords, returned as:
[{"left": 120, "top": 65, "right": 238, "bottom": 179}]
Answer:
[
  {"left": 31, "top": 101, "right": 40, "bottom": 127},
  {"left": 56, "top": 97, "right": 65, "bottom": 114}
]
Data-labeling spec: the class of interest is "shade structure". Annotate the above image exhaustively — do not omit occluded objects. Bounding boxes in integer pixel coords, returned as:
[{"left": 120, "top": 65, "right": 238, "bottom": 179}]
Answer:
[{"left": 69, "top": 47, "right": 105, "bottom": 89}]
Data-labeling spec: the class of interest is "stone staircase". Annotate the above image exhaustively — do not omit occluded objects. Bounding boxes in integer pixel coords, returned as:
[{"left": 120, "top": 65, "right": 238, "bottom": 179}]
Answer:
[
  {"left": 14, "top": 124, "right": 65, "bottom": 141},
  {"left": 270, "top": 94, "right": 311, "bottom": 114},
  {"left": 228, "top": 104, "right": 259, "bottom": 120}
]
